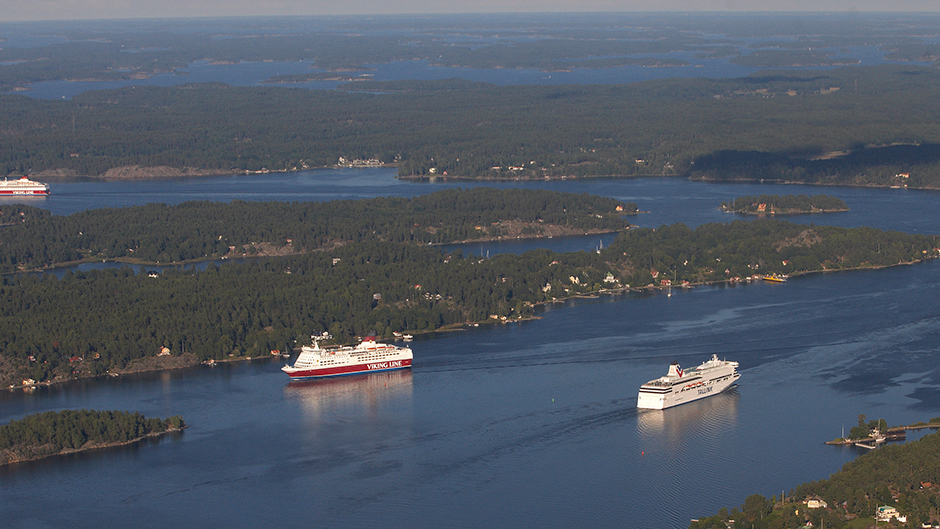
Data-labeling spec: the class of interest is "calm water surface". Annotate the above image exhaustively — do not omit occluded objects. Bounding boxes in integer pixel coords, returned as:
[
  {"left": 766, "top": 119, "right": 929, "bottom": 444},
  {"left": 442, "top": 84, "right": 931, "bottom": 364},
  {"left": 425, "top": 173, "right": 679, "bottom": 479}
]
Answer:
[{"left": 1, "top": 173, "right": 940, "bottom": 528}]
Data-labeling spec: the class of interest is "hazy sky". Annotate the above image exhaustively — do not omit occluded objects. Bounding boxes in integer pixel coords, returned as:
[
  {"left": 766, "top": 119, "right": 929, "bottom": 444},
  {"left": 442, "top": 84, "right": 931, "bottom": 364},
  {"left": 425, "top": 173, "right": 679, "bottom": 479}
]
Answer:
[{"left": 1, "top": 0, "right": 938, "bottom": 23}]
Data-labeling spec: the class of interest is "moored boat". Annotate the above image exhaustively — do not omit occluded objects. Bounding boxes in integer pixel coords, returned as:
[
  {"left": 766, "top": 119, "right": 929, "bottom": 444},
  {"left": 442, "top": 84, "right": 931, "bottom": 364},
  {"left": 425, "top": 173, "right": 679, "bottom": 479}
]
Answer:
[
  {"left": 282, "top": 335, "right": 412, "bottom": 380},
  {"left": 637, "top": 354, "right": 740, "bottom": 410}
]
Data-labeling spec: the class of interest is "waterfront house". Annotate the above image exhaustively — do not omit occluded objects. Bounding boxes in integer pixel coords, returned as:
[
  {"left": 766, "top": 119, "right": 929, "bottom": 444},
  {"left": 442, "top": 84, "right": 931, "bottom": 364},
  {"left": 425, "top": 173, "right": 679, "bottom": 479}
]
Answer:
[
  {"left": 876, "top": 505, "right": 906, "bottom": 523},
  {"left": 805, "top": 496, "right": 827, "bottom": 509}
]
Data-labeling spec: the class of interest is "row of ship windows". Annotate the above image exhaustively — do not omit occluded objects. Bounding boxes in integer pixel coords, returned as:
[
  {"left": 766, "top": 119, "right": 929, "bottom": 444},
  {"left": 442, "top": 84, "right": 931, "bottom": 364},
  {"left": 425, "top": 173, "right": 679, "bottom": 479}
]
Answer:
[
  {"left": 672, "top": 377, "right": 701, "bottom": 387},
  {"left": 677, "top": 375, "right": 733, "bottom": 392},
  {"left": 319, "top": 354, "right": 398, "bottom": 365}
]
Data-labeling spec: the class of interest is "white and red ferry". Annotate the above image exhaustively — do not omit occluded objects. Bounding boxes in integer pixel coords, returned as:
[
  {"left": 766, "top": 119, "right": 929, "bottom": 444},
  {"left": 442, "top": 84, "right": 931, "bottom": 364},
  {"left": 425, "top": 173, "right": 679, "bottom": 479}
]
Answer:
[
  {"left": 282, "top": 335, "right": 412, "bottom": 380},
  {"left": 0, "top": 177, "right": 49, "bottom": 195}
]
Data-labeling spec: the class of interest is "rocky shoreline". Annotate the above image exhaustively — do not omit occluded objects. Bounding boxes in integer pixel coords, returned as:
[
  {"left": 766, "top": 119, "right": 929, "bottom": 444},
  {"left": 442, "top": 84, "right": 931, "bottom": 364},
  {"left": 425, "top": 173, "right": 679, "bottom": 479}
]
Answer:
[{"left": 0, "top": 426, "right": 185, "bottom": 466}]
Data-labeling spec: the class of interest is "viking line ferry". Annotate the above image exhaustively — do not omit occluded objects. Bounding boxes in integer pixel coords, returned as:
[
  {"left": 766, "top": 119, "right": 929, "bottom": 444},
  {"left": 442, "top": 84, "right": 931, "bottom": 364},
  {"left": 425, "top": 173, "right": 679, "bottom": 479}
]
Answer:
[
  {"left": 282, "top": 335, "right": 412, "bottom": 380},
  {"left": 0, "top": 177, "right": 49, "bottom": 195},
  {"left": 637, "top": 354, "right": 740, "bottom": 409}
]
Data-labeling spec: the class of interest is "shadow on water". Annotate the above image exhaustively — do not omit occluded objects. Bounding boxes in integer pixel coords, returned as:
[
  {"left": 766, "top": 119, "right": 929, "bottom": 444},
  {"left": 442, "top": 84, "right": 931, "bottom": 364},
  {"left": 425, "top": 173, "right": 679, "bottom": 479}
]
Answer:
[
  {"left": 284, "top": 369, "right": 414, "bottom": 420},
  {"left": 636, "top": 387, "right": 740, "bottom": 441}
]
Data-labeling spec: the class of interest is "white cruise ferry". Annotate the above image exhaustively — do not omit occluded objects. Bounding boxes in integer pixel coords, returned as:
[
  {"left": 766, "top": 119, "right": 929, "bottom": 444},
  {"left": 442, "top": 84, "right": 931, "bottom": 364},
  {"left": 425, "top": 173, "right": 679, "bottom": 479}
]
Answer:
[
  {"left": 637, "top": 355, "right": 740, "bottom": 409},
  {"left": 282, "top": 335, "right": 412, "bottom": 380},
  {"left": 0, "top": 176, "right": 49, "bottom": 195}
]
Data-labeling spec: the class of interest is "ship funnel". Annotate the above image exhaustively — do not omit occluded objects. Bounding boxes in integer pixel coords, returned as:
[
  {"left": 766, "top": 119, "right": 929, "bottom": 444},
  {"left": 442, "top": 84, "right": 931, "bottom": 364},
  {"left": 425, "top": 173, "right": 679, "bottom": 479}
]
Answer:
[{"left": 667, "top": 362, "right": 682, "bottom": 377}]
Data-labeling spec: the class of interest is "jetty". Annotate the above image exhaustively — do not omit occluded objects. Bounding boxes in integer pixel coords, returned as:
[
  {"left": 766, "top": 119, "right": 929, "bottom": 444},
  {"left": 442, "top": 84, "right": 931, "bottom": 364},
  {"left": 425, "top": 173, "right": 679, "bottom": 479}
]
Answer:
[{"left": 826, "top": 422, "right": 940, "bottom": 448}]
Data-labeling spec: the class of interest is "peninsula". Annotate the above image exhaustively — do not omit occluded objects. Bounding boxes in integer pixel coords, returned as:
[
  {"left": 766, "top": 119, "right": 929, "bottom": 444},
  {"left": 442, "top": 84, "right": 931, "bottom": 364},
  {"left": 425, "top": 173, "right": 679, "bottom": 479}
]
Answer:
[{"left": 691, "top": 423, "right": 940, "bottom": 529}]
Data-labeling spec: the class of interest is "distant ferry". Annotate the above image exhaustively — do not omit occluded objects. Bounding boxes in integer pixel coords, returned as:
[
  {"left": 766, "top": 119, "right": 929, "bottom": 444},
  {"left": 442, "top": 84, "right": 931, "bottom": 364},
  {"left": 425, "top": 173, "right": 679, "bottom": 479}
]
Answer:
[
  {"left": 0, "top": 177, "right": 49, "bottom": 195},
  {"left": 762, "top": 275, "right": 788, "bottom": 283},
  {"left": 282, "top": 335, "right": 412, "bottom": 379},
  {"left": 637, "top": 355, "right": 740, "bottom": 409}
]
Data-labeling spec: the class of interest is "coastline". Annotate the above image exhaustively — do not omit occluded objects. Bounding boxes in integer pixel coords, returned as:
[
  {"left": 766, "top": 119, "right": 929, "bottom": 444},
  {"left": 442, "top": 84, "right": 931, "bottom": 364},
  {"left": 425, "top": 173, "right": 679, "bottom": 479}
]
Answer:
[
  {"left": 14, "top": 166, "right": 940, "bottom": 191},
  {"left": 692, "top": 174, "right": 940, "bottom": 191},
  {"left": 4, "top": 253, "right": 936, "bottom": 392}
]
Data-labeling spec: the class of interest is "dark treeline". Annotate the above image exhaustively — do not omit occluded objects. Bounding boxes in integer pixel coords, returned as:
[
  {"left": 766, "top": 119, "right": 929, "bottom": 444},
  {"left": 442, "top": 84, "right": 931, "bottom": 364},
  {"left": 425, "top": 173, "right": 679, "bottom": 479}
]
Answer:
[
  {"left": 0, "top": 188, "right": 634, "bottom": 272},
  {"left": 5, "top": 66, "right": 940, "bottom": 186},
  {"left": 608, "top": 219, "right": 935, "bottom": 287},
  {"left": 728, "top": 49, "right": 859, "bottom": 67},
  {"left": 720, "top": 194, "right": 848, "bottom": 214},
  {"left": 690, "top": 430, "right": 940, "bottom": 529},
  {"left": 0, "top": 409, "right": 183, "bottom": 465},
  {"left": 0, "top": 213, "right": 935, "bottom": 387}
]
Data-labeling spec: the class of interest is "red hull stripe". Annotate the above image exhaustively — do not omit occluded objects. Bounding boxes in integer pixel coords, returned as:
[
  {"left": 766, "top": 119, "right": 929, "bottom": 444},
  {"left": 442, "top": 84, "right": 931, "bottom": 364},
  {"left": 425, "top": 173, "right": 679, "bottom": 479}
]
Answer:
[
  {"left": 287, "top": 358, "right": 412, "bottom": 379},
  {"left": 0, "top": 191, "right": 48, "bottom": 195}
]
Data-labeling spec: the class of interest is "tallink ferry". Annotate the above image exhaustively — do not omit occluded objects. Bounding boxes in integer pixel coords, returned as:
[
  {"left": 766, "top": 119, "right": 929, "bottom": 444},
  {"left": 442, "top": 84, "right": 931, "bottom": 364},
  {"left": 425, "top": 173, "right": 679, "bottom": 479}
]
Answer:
[{"left": 637, "top": 355, "right": 740, "bottom": 409}]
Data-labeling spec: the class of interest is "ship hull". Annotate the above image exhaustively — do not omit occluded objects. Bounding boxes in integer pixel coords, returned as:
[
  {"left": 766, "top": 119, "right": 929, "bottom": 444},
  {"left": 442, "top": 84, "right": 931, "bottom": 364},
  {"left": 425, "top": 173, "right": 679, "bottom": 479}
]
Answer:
[
  {"left": 0, "top": 189, "right": 48, "bottom": 195},
  {"left": 284, "top": 358, "right": 412, "bottom": 380}
]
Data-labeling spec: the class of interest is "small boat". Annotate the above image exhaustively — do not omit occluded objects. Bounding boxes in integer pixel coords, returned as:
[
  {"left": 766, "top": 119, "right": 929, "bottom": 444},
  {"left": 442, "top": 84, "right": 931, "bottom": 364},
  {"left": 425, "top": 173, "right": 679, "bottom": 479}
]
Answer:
[{"left": 762, "top": 275, "right": 788, "bottom": 283}]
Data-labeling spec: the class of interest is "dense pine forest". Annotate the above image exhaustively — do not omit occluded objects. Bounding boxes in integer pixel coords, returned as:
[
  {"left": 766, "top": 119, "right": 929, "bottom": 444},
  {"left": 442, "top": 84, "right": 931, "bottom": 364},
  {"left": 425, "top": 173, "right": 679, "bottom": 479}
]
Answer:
[
  {"left": 0, "top": 188, "right": 634, "bottom": 272},
  {"left": 0, "top": 191, "right": 935, "bottom": 387},
  {"left": 690, "top": 428, "right": 940, "bottom": 529},
  {"left": 0, "top": 409, "right": 184, "bottom": 465},
  {"left": 4, "top": 65, "right": 940, "bottom": 186}
]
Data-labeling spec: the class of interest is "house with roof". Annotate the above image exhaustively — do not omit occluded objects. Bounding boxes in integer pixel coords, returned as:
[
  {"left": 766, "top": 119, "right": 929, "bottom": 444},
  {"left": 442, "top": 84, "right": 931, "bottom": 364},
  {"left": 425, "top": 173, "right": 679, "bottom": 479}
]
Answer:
[
  {"left": 805, "top": 496, "right": 827, "bottom": 509},
  {"left": 876, "top": 505, "right": 906, "bottom": 523}
]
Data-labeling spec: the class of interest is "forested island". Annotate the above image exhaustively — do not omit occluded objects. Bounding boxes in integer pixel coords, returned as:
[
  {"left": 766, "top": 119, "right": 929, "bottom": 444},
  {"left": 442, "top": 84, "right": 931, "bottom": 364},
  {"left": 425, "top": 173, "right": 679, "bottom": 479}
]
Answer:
[
  {"left": 0, "top": 409, "right": 184, "bottom": 465},
  {"left": 0, "top": 188, "right": 635, "bottom": 273},
  {"left": 690, "top": 427, "right": 940, "bottom": 529},
  {"left": 0, "top": 190, "right": 936, "bottom": 388},
  {"left": 720, "top": 194, "right": 848, "bottom": 215},
  {"left": 4, "top": 65, "right": 940, "bottom": 187}
]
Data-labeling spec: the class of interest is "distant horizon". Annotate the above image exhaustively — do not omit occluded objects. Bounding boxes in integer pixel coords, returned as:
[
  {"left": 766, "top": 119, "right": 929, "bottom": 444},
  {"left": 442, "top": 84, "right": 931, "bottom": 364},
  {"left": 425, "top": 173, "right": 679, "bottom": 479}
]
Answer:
[{"left": 3, "top": 3, "right": 940, "bottom": 24}]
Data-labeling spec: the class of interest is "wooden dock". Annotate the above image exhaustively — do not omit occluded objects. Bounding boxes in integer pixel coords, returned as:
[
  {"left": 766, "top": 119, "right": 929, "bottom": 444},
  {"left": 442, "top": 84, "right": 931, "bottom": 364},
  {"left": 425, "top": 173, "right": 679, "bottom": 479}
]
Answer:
[{"left": 826, "top": 424, "right": 938, "bottom": 448}]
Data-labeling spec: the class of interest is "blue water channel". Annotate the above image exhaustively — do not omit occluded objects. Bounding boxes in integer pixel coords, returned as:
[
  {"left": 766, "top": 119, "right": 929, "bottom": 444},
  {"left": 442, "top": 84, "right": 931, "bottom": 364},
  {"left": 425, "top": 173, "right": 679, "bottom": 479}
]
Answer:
[{"left": 1, "top": 172, "right": 940, "bottom": 528}]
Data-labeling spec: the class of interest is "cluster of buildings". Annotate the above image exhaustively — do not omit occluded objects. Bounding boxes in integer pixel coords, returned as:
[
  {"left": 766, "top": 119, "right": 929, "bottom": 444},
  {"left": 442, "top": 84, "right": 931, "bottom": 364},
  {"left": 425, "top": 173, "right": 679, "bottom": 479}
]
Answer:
[{"left": 795, "top": 496, "right": 934, "bottom": 527}]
